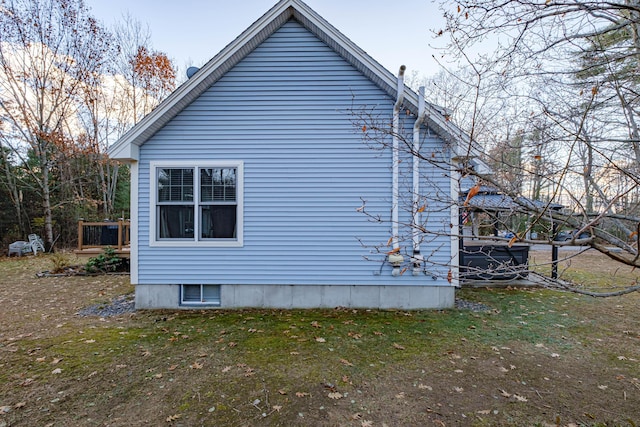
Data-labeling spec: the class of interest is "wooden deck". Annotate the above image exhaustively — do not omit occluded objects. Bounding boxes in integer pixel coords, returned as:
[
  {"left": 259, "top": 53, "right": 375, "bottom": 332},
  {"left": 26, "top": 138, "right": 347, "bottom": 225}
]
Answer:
[
  {"left": 73, "top": 220, "right": 131, "bottom": 259},
  {"left": 73, "top": 246, "right": 130, "bottom": 259}
]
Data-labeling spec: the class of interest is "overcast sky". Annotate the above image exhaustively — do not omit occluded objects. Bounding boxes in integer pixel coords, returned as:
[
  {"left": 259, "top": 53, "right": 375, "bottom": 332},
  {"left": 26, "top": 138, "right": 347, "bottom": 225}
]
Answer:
[{"left": 84, "top": 0, "right": 449, "bottom": 80}]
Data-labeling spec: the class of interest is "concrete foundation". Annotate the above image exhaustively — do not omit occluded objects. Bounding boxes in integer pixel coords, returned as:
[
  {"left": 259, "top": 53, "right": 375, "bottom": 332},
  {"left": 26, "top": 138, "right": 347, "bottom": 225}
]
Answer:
[{"left": 134, "top": 284, "right": 455, "bottom": 310}]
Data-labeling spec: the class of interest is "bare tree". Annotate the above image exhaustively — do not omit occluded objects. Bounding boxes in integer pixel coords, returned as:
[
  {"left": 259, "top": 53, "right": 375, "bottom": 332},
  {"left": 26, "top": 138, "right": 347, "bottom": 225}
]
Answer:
[
  {"left": 0, "top": 0, "right": 112, "bottom": 249},
  {"left": 432, "top": 1, "right": 640, "bottom": 266},
  {"left": 111, "top": 14, "right": 176, "bottom": 126}
]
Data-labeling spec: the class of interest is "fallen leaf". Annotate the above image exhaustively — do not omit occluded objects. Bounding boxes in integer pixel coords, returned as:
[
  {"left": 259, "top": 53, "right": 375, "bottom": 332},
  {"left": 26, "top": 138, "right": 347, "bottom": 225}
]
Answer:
[
  {"left": 513, "top": 394, "right": 528, "bottom": 402},
  {"left": 85, "top": 339, "right": 96, "bottom": 343},
  {"left": 393, "top": 343, "right": 405, "bottom": 350},
  {"left": 418, "top": 384, "right": 432, "bottom": 390},
  {"left": 272, "top": 405, "right": 282, "bottom": 412},
  {"left": 296, "top": 392, "right": 310, "bottom": 398},
  {"left": 168, "top": 364, "right": 178, "bottom": 371},
  {"left": 315, "top": 337, "right": 326, "bottom": 343},
  {"left": 499, "top": 389, "right": 511, "bottom": 398},
  {"left": 311, "top": 321, "right": 321, "bottom": 328},
  {"left": 395, "top": 392, "right": 405, "bottom": 399},
  {"left": 361, "top": 420, "right": 373, "bottom": 427},
  {"left": 190, "top": 362, "right": 203, "bottom": 369},
  {"left": 14, "top": 402, "right": 26, "bottom": 409},
  {"left": 550, "top": 353, "right": 560, "bottom": 358},
  {"left": 278, "top": 389, "right": 287, "bottom": 395},
  {"left": 51, "top": 358, "right": 62, "bottom": 365},
  {"left": 328, "top": 392, "right": 343, "bottom": 400},
  {"left": 597, "top": 385, "right": 608, "bottom": 390},
  {"left": 340, "top": 358, "right": 354, "bottom": 366},
  {"left": 222, "top": 366, "right": 232, "bottom": 373},
  {"left": 454, "top": 386, "right": 464, "bottom": 393},
  {"left": 166, "top": 414, "right": 182, "bottom": 422},
  {"left": 477, "top": 409, "right": 491, "bottom": 415},
  {"left": 52, "top": 368, "right": 62, "bottom": 375}
]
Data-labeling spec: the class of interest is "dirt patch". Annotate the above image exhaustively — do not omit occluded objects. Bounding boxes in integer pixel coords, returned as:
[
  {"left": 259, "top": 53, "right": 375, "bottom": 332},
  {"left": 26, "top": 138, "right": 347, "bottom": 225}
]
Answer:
[{"left": 1, "top": 253, "right": 639, "bottom": 426}]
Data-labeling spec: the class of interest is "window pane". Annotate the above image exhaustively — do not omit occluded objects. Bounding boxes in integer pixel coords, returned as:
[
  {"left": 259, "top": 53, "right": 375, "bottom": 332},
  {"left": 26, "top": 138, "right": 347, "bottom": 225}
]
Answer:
[
  {"left": 202, "top": 285, "right": 221, "bottom": 303},
  {"left": 158, "top": 168, "right": 193, "bottom": 202},
  {"left": 182, "top": 285, "right": 200, "bottom": 302},
  {"left": 159, "top": 205, "right": 194, "bottom": 238},
  {"left": 201, "top": 205, "right": 236, "bottom": 238},
  {"left": 201, "top": 168, "right": 236, "bottom": 202}
]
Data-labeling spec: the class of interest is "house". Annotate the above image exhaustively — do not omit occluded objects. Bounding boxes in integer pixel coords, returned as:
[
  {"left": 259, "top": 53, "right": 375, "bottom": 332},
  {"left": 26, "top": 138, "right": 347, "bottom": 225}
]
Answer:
[{"left": 108, "top": 0, "right": 484, "bottom": 309}]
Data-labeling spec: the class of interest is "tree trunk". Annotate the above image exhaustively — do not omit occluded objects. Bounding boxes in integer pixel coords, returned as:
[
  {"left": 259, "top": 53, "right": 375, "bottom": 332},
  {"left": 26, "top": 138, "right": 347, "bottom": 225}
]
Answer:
[{"left": 41, "top": 156, "right": 54, "bottom": 252}]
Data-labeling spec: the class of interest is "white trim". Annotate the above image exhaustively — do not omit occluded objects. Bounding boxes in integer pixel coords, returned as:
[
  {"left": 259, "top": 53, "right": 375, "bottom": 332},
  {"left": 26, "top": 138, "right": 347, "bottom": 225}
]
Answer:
[
  {"left": 450, "top": 162, "right": 460, "bottom": 287},
  {"left": 130, "top": 161, "right": 139, "bottom": 284},
  {"left": 110, "top": 141, "right": 139, "bottom": 162},
  {"left": 149, "top": 160, "right": 244, "bottom": 247}
]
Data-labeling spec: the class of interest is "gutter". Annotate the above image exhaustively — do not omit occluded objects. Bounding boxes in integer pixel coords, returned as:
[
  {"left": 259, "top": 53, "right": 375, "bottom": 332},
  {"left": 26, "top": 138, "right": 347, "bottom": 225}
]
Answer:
[
  {"left": 389, "top": 65, "right": 406, "bottom": 276},
  {"left": 412, "top": 86, "right": 426, "bottom": 275}
]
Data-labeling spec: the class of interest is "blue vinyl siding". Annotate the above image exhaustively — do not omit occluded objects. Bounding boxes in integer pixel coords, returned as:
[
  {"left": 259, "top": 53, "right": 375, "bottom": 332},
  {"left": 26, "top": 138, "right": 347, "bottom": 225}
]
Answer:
[{"left": 137, "top": 20, "right": 451, "bottom": 285}]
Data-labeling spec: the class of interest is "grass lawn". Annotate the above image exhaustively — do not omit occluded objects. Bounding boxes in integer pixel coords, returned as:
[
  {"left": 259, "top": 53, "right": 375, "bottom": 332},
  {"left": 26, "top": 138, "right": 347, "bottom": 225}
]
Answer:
[{"left": 0, "top": 250, "right": 639, "bottom": 426}]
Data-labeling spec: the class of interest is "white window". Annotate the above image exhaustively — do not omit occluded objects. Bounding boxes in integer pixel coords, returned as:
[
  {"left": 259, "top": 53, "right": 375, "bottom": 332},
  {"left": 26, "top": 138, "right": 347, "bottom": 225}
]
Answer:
[
  {"left": 181, "top": 284, "right": 221, "bottom": 306},
  {"left": 150, "top": 161, "right": 243, "bottom": 247}
]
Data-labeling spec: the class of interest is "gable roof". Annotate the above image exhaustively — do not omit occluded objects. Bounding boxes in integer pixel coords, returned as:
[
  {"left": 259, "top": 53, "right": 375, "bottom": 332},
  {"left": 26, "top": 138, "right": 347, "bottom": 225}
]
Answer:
[{"left": 108, "top": 0, "right": 484, "bottom": 168}]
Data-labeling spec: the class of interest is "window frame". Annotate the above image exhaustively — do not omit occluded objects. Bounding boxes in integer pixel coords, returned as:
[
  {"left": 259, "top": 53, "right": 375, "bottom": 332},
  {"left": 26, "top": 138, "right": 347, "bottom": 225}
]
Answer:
[
  {"left": 180, "top": 284, "right": 221, "bottom": 306},
  {"left": 150, "top": 161, "right": 244, "bottom": 247}
]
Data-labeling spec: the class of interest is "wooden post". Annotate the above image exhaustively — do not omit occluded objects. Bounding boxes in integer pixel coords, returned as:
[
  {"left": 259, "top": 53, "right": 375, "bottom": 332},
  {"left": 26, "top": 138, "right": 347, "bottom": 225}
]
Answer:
[
  {"left": 78, "top": 220, "right": 84, "bottom": 250},
  {"left": 551, "top": 221, "right": 558, "bottom": 279},
  {"left": 117, "top": 220, "right": 123, "bottom": 250}
]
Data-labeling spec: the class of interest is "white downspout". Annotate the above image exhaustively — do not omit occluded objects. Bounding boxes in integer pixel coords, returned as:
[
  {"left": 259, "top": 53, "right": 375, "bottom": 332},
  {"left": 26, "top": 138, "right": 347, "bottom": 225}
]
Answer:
[
  {"left": 412, "top": 86, "right": 426, "bottom": 275},
  {"left": 389, "top": 65, "right": 406, "bottom": 276}
]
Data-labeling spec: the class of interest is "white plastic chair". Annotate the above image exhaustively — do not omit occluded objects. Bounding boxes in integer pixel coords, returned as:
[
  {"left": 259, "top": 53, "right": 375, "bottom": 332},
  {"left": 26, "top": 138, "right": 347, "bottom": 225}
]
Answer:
[{"left": 28, "top": 234, "right": 45, "bottom": 255}]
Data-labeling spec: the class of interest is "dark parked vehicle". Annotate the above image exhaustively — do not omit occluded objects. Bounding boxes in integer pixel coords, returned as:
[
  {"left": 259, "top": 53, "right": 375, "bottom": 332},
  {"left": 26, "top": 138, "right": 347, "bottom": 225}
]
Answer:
[{"left": 553, "top": 229, "right": 591, "bottom": 242}]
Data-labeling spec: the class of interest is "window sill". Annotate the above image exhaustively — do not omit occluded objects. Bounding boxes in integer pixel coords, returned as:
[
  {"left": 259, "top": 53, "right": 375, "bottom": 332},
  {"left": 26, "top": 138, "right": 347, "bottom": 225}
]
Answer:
[
  {"left": 150, "top": 240, "right": 243, "bottom": 248},
  {"left": 180, "top": 302, "right": 221, "bottom": 307}
]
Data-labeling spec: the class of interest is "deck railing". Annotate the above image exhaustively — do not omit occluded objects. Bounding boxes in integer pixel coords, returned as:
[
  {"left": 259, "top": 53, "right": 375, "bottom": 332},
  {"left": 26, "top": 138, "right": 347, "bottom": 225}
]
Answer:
[{"left": 77, "top": 220, "right": 130, "bottom": 251}]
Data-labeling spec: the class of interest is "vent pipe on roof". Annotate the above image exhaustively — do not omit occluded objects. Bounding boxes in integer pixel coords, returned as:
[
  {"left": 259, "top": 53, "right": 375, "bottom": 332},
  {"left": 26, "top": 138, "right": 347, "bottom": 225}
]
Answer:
[
  {"left": 412, "top": 86, "right": 426, "bottom": 275},
  {"left": 389, "top": 65, "right": 406, "bottom": 277},
  {"left": 186, "top": 66, "right": 200, "bottom": 79}
]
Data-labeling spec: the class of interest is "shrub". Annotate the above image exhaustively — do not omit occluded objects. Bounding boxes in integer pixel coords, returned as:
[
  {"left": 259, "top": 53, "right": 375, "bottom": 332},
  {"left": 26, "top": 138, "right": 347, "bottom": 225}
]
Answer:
[
  {"left": 49, "top": 252, "right": 70, "bottom": 274},
  {"left": 86, "top": 247, "right": 127, "bottom": 273}
]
